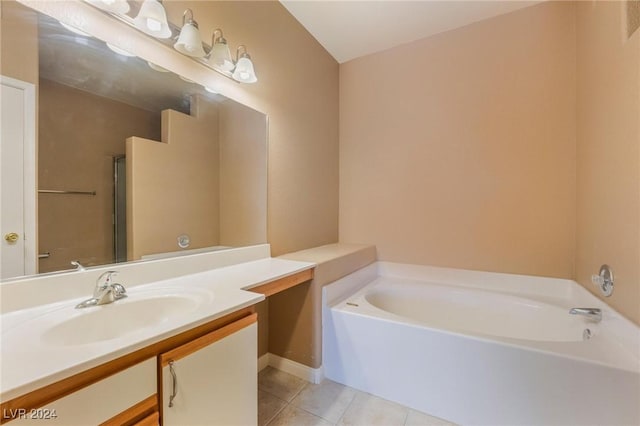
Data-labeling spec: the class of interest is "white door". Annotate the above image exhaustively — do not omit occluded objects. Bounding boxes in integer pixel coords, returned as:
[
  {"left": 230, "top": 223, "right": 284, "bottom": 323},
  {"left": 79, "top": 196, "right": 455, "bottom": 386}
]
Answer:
[{"left": 1, "top": 76, "right": 36, "bottom": 279}]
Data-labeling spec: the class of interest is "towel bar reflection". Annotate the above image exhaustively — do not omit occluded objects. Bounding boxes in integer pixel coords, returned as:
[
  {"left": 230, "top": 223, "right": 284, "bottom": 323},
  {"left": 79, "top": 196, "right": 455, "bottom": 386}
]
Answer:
[{"left": 38, "top": 189, "right": 96, "bottom": 196}]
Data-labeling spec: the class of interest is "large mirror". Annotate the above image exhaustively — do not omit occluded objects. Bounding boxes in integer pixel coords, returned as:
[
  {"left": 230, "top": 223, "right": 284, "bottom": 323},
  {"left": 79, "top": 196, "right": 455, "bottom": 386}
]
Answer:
[{"left": 0, "top": 2, "right": 267, "bottom": 279}]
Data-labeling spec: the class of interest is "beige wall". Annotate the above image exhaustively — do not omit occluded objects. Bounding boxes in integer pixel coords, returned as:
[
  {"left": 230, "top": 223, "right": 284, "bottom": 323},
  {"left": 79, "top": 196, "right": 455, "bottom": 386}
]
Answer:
[
  {"left": 219, "top": 100, "right": 268, "bottom": 247},
  {"left": 127, "top": 96, "right": 219, "bottom": 260},
  {"left": 0, "top": 0, "right": 38, "bottom": 85},
  {"left": 39, "top": 79, "right": 159, "bottom": 272},
  {"left": 340, "top": 2, "right": 577, "bottom": 279},
  {"left": 576, "top": 1, "right": 640, "bottom": 325}
]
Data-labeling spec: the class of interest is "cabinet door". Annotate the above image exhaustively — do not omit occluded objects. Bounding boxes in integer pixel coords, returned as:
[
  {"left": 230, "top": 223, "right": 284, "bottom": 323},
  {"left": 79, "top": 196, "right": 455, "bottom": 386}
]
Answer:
[{"left": 160, "top": 315, "right": 257, "bottom": 426}]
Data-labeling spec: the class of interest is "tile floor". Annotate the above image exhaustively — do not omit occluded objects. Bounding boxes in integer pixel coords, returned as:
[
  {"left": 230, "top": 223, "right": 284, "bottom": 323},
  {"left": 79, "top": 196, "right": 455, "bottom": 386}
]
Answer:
[{"left": 258, "top": 367, "right": 456, "bottom": 426}]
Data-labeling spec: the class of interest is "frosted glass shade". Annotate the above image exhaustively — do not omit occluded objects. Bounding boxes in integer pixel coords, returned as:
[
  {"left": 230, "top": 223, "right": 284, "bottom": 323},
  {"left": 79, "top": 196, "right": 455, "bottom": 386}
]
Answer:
[
  {"left": 174, "top": 23, "right": 206, "bottom": 57},
  {"left": 209, "top": 41, "right": 234, "bottom": 72},
  {"left": 232, "top": 56, "right": 258, "bottom": 83},
  {"left": 134, "top": 0, "right": 172, "bottom": 39}
]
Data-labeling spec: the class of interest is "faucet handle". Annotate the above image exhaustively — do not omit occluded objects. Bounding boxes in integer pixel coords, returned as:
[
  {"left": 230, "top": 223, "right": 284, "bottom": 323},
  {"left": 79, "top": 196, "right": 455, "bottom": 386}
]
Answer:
[
  {"left": 100, "top": 270, "right": 118, "bottom": 282},
  {"left": 95, "top": 271, "right": 119, "bottom": 295},
  {"left": 112, "top": 283, "right": 127, "bottom": 300}
]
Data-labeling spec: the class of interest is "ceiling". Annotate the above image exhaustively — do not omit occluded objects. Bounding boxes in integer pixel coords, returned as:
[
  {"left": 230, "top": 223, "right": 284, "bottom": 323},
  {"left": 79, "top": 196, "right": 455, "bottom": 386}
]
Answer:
[{"left": 280, "top": 1, "right": 543, "bottom": 63}]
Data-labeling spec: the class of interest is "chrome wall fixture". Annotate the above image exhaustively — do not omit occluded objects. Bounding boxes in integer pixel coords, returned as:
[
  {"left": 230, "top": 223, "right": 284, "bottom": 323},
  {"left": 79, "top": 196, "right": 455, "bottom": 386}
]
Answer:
[
  {"left": 83, "top": 0, "right": 258, "bottom": 83},
  {"left": 232, "top": 45, "right": 258, "bottom": 84},
  {"left": 174, "top": 9, "right": 206, "bottom": 57},
  {"left": 591, "top": 264, "right": 614, "bottom": 297},
  {"left": 209, "top": 29, "right": 234, "bottom": 72}
]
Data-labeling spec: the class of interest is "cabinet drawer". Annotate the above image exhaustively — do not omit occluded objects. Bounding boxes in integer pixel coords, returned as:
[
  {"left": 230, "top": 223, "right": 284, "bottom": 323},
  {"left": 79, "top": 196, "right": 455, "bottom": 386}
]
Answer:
[
  {"left": 9, "top": 358, "right": 156, "bottom": 425},
  {"left": 132, "top": 411, "right": 159, "bottom": 426}
]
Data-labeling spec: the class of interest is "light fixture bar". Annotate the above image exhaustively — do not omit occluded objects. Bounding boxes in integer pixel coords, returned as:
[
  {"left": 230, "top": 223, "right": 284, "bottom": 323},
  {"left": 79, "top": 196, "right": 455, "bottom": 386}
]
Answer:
[{"left": 82, "top": 1, "right": 257, "bottom": 84}]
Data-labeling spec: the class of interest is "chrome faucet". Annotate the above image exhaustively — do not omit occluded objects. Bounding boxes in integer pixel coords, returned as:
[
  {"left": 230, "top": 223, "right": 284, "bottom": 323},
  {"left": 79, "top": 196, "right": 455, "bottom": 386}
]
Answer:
[
  {"left": 569, "top": 307, "right": 602, "bottom": 323},
  {"left": 75, "top": 271, "right": 127, "bottom": 309}
]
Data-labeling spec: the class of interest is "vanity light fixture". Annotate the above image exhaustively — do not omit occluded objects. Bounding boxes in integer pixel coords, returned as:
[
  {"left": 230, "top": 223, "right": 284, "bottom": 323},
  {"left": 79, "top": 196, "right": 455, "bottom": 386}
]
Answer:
[
  {"left": 232, "top": 45, "right": 258, "bottom": 83},
  {"left": 208, "top": 29, "right": 234, "bottom": 72},
  {"left": 134, "top": 0, "right": 171, "bottom": 39},
  {"left": 83, "top": 0, "right": 259, "bottom": 84},
  {"left": 204, "top": 86, "right": 218, "bottom": 94},
  {"left": 87, "top": 0, "right": 130, "bottom": 15},
  {"left": 174, "top": 9, "right": 206, "bottom": 58}
]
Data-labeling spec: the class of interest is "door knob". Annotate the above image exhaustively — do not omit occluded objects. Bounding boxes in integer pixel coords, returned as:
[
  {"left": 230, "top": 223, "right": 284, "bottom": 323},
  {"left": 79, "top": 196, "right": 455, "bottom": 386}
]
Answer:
[{"left": 4, "top": 232, "right": 19, "bottom": 243}]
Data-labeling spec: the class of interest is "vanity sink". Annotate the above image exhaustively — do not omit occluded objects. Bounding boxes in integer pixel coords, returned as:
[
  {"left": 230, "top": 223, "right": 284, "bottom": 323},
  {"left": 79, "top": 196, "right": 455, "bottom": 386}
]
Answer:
[{"left": 41, "top": 291, "right": 211, "bottom": 346}]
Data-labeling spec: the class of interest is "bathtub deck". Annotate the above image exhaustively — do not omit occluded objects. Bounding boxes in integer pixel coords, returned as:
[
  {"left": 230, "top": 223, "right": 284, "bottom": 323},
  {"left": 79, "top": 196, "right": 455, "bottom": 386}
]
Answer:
[{"left": 258, "top": 367, "right": 455, "bottom": 426}]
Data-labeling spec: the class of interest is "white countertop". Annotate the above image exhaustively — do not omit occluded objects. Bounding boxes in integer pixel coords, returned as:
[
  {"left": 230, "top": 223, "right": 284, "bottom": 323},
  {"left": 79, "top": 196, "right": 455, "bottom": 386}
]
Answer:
[{"left": 0, "top": 257, "right": 314, "bottom": 402}]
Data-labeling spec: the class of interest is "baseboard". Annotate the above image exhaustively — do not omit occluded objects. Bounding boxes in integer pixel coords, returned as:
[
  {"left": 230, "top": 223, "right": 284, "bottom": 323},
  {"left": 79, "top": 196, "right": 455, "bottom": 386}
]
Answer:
[
  {"left": 260, "top": 353, "right": 324, "bottom": 384},
  {"left": 258, "top": 353, "right": 270, "bottom": 372}
]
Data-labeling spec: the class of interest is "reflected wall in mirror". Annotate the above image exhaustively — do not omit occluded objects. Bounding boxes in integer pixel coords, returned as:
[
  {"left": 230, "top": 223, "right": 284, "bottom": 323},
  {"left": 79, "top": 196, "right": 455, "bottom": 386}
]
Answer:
[{"left": 1, "top": 2, "right": 267, "bottom": 278}]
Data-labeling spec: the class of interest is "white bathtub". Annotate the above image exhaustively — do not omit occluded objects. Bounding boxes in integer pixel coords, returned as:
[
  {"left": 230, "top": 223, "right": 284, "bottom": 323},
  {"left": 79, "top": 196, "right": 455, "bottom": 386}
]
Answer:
[{"left": 322, "top": 262, "right": 640, "bottom": 425}]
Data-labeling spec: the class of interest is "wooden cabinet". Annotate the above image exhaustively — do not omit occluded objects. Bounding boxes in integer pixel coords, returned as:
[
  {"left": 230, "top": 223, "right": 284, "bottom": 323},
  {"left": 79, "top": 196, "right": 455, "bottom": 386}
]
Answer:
[
  {"left": 159, "top": 314, "right": 257, "bottom": 426},
  {"left": 2, "top": 307, "right": 263, "bottom": 425},
  {"left": 9, "top": 359, "right": 157, "bottom": 425},
  {"left": 131, "top": 411, "right": 160, "bottom": 426}
]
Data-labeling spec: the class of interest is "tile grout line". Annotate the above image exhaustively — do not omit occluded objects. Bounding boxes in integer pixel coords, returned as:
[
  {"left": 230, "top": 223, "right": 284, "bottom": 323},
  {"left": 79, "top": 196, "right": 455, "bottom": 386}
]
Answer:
[
  {"left": 401, "top": 407, "right": 410, "bottom": 426},
  {"left": 334, "top": 387, "right": 361, "bottom": 426},
  {"left": 258, "top": 386, "right": 289, "bottom": 426},
  {"left": 260, "top": 368, "right": 457, "bottom": 426},
  {"left": 261, "top": 381, "right": 308, "bottom": 426},
  {"left": 289, "top": 382, "right": 307, "bottom": 403},
  {"left": 295, "top": 404, "right": 337, "bottom": 425},
  {"left": 264, "top": 401, "right": 288, "bottom": 426},
  {"left": 258, "top": 387, "right": 289, "bottom": 403}
]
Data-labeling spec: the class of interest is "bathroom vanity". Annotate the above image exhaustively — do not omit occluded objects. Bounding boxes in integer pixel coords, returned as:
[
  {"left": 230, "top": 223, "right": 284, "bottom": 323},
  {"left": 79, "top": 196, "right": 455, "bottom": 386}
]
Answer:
[{"left": 0, "top": 245, "right": 314, "bottom": 425}]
